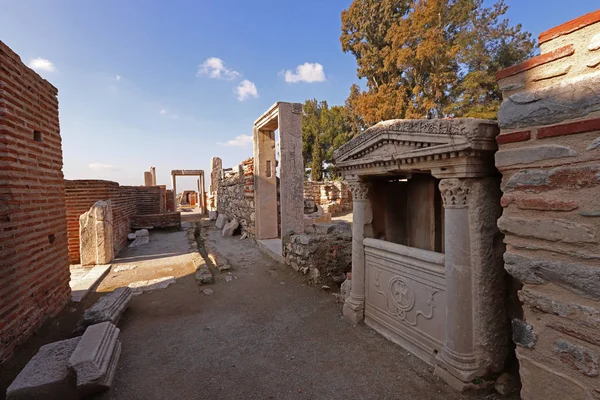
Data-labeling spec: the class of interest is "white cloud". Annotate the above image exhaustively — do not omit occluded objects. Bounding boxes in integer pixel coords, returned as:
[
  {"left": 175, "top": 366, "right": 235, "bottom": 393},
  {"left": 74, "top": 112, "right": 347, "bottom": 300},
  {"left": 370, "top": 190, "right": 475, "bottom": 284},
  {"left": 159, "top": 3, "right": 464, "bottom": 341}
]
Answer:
[
  {"left": 235, "top": 80, "right": 258, "bottom": 101},
  {"left": 197, "top": 57, "right": 240, "bottom": 80},
  {"left": 89, "top": 163, "right": 120, "bottom": 171},
  {"left": 116, "top": 75, "right": 121, "bottom": 81},
  {"left": 217, "top": 134, "right": 253, "bottom": 147},
  {"left": 159, "top": 108, "right": 178, "bottom": 119},
  {"left": 28, "top": 58, "right": 56, "bottom": 73},
  {"left": 284, "top": 62, "right": 326, "bottom": 83}
]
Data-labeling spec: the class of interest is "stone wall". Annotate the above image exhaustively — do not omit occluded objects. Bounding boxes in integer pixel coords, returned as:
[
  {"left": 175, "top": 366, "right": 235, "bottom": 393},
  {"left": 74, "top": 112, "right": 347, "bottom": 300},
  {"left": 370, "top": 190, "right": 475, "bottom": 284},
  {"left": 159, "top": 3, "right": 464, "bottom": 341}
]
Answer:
[
  {"left": 496, "top": 11, "right": 600, "bottom": 400},
  {"left": 284, "top": 223, "right": 352, "bottom": 285},
  {"left": 303, "top": 180, "right": 352, "bottom": 214},
  {"left": 217, "top": 158, "right": 255, "bottom": 237},
  {"left": 65, "top": 180, "right": 167, "bottom": 263},
  {"left": 0, "top": 41, "right": 70, "bottom": 364},
  {"left": 166, "top": 189, "right": 175, "bottom": 212}
]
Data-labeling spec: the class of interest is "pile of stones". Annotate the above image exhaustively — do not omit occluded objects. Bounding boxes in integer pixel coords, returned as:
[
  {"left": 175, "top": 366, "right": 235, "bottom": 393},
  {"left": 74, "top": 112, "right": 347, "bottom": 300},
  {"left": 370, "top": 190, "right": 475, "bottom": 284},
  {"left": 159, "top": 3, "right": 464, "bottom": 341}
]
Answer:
[{"left": 6, "top": 288, "right": 133, "bottom": 400}]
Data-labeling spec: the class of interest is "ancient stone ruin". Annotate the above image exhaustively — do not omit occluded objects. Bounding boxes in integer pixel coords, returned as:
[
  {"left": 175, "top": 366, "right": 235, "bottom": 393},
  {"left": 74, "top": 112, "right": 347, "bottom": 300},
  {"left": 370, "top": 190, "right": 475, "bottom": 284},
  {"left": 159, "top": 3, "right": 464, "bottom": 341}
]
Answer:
[
  {"left": 334, "top": 118, "right": 505, "bottom": 389},
  {"left": 80, "top": 200, "right": 115, "bottom": 265},
  {"left": 495, "top": 11, "right": 600, "bottom": 399}
]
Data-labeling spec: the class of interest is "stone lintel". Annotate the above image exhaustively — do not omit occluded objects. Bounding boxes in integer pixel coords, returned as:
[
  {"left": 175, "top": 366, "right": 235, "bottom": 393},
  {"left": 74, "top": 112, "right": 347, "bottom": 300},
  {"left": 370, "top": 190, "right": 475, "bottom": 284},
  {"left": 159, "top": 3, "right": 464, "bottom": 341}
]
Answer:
[
  {"left": 79, "top": 287, "right": 133, "bottom": 331},
  {"left": 171, "top": 170, "right": 204, "bottom": 176}
]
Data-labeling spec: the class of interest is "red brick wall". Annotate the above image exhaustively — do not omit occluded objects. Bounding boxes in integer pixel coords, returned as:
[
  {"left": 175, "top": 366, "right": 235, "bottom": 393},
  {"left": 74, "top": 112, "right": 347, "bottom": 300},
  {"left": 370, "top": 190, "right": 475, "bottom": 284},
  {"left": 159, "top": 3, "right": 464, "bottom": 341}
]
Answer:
[
  {"left": 0, "top": 41, "right": 70, "bottom": 364},
  {"left": 136, "top": 186, "right": 163, "bottom": 215},
  {"left": 496, "top": 13, "right": 600, "bottom": 399},
  {"left": 166, "top": 189, "right": 175, "bottom": 212},
  {"left": 131, "top": 212, "right": 181, "bottom": 229},
  {"left": 64, "top": 181, "right": 163, "bottom": 264}
]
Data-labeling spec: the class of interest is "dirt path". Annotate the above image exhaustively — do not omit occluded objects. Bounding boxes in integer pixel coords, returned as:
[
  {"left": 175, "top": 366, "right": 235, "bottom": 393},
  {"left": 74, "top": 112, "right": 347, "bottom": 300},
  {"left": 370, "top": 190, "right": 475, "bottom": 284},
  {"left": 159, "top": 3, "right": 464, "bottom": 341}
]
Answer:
[{"left": 96, "top": 222, "right": 500, "bottom": 400}]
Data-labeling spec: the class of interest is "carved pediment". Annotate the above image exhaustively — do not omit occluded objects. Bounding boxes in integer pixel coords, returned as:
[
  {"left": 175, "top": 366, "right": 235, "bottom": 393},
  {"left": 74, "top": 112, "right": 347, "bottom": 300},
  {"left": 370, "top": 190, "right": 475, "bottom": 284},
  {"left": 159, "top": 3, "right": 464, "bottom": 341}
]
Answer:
[{"left": 334, "top": 119, "right": 499, "bottom": 177}]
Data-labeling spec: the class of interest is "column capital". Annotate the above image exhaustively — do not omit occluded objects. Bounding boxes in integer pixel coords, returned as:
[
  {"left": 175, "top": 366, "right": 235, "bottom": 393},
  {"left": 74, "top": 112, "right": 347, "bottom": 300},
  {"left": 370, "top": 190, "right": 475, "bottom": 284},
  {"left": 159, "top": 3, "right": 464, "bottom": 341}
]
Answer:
[
  {"left": 346, "top": 177, "right": 370, "bottom": 201},
  {"left": 439, "top": 178, "right": 471, "bottom": 208}
]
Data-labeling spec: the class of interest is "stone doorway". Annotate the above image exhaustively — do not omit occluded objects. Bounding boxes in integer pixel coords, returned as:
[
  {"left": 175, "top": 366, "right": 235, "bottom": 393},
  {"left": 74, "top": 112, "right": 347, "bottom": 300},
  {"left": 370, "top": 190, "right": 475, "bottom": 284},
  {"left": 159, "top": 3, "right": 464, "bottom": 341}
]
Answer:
[
  {"left": 170, "top": 170, "right": 206, "bottom": 214},
  {"left": 253, "top": 102, "right": 304, "bottom": 259}
]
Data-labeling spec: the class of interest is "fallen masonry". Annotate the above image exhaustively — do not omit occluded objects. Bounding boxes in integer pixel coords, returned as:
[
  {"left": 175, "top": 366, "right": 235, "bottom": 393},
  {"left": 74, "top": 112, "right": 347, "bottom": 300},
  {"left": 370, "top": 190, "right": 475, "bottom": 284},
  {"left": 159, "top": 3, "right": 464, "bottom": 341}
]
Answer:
[
  {"left": 6, "top": 337, "right": 81, "bottom": 400},
  {"left": 128, "top": 276, "right": 177, "bottom": 295},
  {"left": 68, "top": 322, "right": 121, "bottom": 397},
  {"left": 78, "top": 287, "right": 133, "bottom": 332}
]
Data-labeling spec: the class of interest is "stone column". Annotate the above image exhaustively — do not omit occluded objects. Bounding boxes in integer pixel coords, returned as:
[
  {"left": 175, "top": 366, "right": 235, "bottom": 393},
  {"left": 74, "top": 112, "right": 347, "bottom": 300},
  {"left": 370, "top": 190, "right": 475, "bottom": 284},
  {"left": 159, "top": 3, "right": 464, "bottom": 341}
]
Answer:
[
  {"left": 436, "top": 178, "right": 478, "bottom": 385},
  {"left": 172, "top": 174, "right": 177, "bottom": 210},
  {"left": 343, "top": 177, "right": 372, "bottom": 324}
]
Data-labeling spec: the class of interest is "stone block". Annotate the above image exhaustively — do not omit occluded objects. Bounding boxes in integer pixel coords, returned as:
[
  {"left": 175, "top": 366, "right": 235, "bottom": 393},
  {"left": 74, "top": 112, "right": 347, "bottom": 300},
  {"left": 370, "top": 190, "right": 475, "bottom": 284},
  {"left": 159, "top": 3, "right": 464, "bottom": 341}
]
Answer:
[
  {"left": 502, "top": 170, "right": 548, "bottom": 191},
  {"left": 340, "top": 279, "right": 352, "bottom": 301},
  {"left": 78, "top": 287, "right": 133, "bottom": 331},
  {"left": 127, "top": 233, "right": 136, "bottom": 240},
  {"left": 68, "top": 322, "right": 121, "bottom": 396},
  {"left": 195, "top": 267, "right": 214, "bottom": 284},
  {"left": 512, "top": 319, "right": 537, "bottom": 349},
  {"left": 505, "top": 253, "right": 600, "bottom": 301},
  {"left": 495, "top": 145, "right": 577, "bottom": 168},
  {"left": 222, "top": 218, "right": 239, "bottom": 237},
  {"left": 208, "top": 211, "right": 217, "bottom": 220},
  {"left": 518, "top": 356, "right": 588, "bottom": 400},
  {"left": 6, "top": 337, "right": 81, "bottom": 400},
  {"left": 215, "top": 213, "right": 229, "bottom": 229},
  {"left": 135, "top": 229, "right": 149, "bottom": 237},
  {"left": 498, "top": 73, "right": 600, "bottom": 130},
  {"left": 80, "top": 200, "right": 114, "bottom": 265},
  {"left": 128, "top": 276, "right": 176, "bottom": 295},
  {"left": 555, "top": 339, "right": 598, "bottom": 377},
  {"left": 498, "top": 216, "right": 596, "bottom": 244}
]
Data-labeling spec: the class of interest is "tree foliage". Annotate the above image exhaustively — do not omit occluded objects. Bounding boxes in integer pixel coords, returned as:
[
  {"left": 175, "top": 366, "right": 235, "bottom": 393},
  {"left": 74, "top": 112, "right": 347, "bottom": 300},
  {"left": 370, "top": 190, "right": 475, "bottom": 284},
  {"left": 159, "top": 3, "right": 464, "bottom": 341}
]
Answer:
[
  {"left": 341, "top": 0, "right": 535, "bottom": 124},
  {"left": 302, "top": 99, "right": 353, "bottom": 181}
]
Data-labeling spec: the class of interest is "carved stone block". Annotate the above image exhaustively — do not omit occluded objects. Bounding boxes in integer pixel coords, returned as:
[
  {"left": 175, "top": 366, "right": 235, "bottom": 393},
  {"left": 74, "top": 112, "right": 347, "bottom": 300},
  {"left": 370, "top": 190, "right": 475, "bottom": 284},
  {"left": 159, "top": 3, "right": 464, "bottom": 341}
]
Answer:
[{"left": 78, "top": 287, "right": 133, "bottom": 331}]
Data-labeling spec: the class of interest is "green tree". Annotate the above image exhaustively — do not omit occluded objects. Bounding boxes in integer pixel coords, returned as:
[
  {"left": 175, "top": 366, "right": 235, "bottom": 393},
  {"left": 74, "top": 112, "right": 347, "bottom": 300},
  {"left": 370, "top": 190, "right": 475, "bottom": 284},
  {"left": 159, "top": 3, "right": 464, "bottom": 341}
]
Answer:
[{"left": 340, "top": 0, "right": 535, "bottom": 124}]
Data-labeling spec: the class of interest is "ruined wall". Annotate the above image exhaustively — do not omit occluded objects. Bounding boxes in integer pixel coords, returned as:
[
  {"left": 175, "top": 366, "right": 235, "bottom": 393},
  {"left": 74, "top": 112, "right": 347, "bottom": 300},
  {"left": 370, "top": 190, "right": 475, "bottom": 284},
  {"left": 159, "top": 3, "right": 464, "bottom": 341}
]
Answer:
[
  {"left": 495, "top": 11, "right": 600, "bottom": 400},
  {"left": 217, "top": 158, "right": 255, "bottom": 236},
  {"left": 0, "top": 41, "right": 70, "bottom": 364},
  {"left": 131, "top": 211, "right": 181, "bottom": 229},
  {"left": 65, "top": 181, "right": 165, "bottom": 263},
  {"left": 303, "top": 180, "right": 352, "bottom": 214},
  {"left": 284, "top": 223, "right": 352, "bottom": 285},
  {"left": 166, "top": 189, "right": 175, "bottom": 212}
]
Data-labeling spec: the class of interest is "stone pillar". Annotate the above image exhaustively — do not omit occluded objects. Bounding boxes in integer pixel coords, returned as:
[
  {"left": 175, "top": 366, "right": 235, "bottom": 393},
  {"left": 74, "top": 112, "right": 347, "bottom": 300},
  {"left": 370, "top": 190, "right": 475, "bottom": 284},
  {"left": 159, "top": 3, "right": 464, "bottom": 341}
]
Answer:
[
  {"left": 172, "top": 174, "right": 177, "bottom": 210},
  {"left": 343, "top": 178, "right": 372, "bottom": 324},
  {"left": 253, "top": 126, "right": 278, "bottom": 239},
  {"left": 436, "top": 178, "right": 477, "bottom": 384},
  {"left": 80, "top": 200, "right": 114, "bottom": 265},
  {"left": 144, "top": 172, "right": 152, "bottom": 186},
  {"left": 150, "top": 166, "right": 156, "bottom": 186}
]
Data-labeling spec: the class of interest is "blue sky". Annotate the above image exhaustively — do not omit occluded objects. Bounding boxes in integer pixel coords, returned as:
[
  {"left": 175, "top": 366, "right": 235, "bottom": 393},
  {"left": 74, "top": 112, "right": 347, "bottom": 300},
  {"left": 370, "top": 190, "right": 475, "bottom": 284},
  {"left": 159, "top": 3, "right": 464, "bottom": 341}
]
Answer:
[{"left": 1, "top": 1, "right": 598, "bottom": 191}]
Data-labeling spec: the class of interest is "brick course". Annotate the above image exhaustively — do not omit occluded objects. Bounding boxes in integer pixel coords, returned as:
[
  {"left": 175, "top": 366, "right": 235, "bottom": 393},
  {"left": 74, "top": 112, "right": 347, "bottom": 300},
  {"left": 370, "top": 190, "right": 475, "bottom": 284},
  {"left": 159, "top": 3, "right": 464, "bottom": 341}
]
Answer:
[{"left": 0, "top": 41, "right": 70, "bottom": 364}]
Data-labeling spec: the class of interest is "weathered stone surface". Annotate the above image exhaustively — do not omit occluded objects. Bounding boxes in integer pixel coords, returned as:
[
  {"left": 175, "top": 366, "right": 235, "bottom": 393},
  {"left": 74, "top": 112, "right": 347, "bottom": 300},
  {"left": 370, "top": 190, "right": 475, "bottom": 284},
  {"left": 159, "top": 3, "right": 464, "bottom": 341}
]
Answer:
[
  {"left": 512, "top": 319, "right": 536, "bottom": 349},
  {"left": 502, "top": 170, "right": 549, "bottom": 190},
  {"left": 195, "top": 268, "right": 214, "bottom": 284},
  {"left": 532, "top": 64, "right": 571, "bottom": 82},
  {"left": 340, "top": 279, "right": 352, "bottom": 301},
  {"left": 113, "top": 265, "right": 136, "bottom": 272},
  {"left": 494, "top": 372, "right": 520, "bottom": 396},
  {"left": 498, "top": 73, "right": 600, "bottom": 130},
  {"left": 519, "top": 287, "right": 600, "bottom": 330},
  {"left": 588, "top": 57, "right": 600, "bottom": 68},
  {"left": 127, "top": 233, "right": 136, "bottom": 240},
  {"left": 589, "top": 32, "right": 600, "bottom": 51},
  {"left": 6, "top": 337, "right": 81, "bottom": 400},
  {"left": 80, "top": 200, "right": 114, "bottom": 265},
  {"left": 518, "top": 356, "right": 588, "bottom": 400},
  {"left": 555, "top": 339, "right": 599, "bottom": 377},
  {"left": 79, "top": 287, "right": 133, "bottom": 331},
  {"left": 548, "top": 165, "right": 600, "bottom": 188},
  {"left": 495, "top": 145, "right": 577, "bottom": 168},
  {"left": 516, "top": 198, "right": 578, "bottom": 211},
  {"left": 208, "top": 211, "right": 217, "bottom": 220},
  {"left": 505, "top": 253, "right": 600, "bottom": 300},
  {"left": 128, "top": 235, "right": 150, "bottom": 248},
  {"left": 135, "top": 229, "right": 149, "bottom": 237},
  {"left": 222, "top": 217, "right": 239, "bottom": 237},
  {"left": 68, "top": 322, "right": 121, "bottom": 396},
  {"left": 587, "top": 137, "right": 600, "bottom": 150},
  {"left": 215, "top": 213, "right": 228, "bottom": 229},
  {"left": 498, "top": 216, "right": 596, "bottom": 243},
  {"left": 128, "top": 276, "right": 176, "bottom": 294},
  {"left": 580, "top": 210, "right": 600, "bottom": 217}
]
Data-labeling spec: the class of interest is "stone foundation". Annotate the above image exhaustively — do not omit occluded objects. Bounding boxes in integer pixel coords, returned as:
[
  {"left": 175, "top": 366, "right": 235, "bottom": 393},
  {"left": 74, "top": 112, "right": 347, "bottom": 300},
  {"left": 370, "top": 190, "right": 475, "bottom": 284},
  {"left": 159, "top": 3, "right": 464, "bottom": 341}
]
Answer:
[
  {"left": 496, "top": 11, "right": 600, "bottom": 399},
  {"left": 284, "top": 223, "right": 352, "bottom": 285}
]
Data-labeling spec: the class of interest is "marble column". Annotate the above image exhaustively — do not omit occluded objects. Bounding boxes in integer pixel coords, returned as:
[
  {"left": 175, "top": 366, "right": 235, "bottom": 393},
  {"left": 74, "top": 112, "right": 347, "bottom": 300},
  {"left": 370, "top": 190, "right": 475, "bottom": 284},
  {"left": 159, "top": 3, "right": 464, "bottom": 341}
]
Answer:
[
  {"left": 343, "top": 177, "right": 372, "bottom": 324},
  {"left": 435, "top": 178, "right": 478, "bottom": 385}
]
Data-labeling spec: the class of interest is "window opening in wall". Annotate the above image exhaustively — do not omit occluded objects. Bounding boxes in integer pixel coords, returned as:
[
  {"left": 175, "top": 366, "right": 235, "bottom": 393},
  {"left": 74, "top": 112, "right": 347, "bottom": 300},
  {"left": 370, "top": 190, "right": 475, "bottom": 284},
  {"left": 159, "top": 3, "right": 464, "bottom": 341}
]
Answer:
[
  {"left": 33, "top": 130, "right": 42, "bottom": 142},
  {"left": 48, "top": 234, "right": 56, "bottom": 244}
]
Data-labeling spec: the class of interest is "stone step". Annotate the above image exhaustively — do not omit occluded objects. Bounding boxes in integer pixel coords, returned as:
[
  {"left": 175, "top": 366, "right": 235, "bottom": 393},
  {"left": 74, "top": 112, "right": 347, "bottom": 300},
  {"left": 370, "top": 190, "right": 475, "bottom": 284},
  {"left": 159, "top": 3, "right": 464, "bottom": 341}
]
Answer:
[
  {"left": 77, "top": 287, "right": 133, "bottom": 332},
  {"left": 6, "top": 337, "right": 81, "bottom": 400},
  {"left": 68, "top": 322, "right": 121, "bottom": 397}
]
